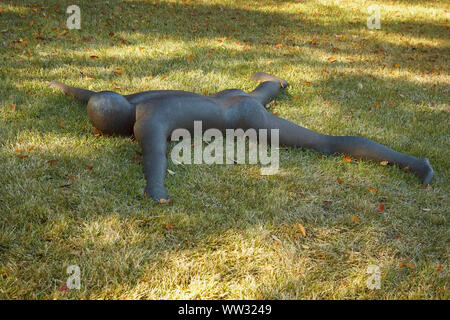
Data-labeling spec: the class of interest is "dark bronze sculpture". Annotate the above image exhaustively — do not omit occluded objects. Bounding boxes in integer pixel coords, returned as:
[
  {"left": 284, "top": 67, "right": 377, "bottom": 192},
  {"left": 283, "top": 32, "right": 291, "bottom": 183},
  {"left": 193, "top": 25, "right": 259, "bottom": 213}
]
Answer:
[{"left": 48, "top": 72, "right": 434, "bottom": 202}]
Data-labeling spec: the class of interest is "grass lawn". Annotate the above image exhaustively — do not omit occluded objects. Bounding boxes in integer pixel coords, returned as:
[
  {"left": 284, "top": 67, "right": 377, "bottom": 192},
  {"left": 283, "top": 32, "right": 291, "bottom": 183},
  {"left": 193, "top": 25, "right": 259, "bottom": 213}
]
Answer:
[{"left": 0, "top": 0, "right": 448, "bottom": 299}]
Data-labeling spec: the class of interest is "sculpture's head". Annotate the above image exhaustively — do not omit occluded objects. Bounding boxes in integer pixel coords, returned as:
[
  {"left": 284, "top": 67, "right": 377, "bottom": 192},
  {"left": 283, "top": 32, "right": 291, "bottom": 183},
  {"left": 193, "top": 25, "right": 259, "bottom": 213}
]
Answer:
[{"left": 87, "top": 91, "right": 136, "bottom": 135}]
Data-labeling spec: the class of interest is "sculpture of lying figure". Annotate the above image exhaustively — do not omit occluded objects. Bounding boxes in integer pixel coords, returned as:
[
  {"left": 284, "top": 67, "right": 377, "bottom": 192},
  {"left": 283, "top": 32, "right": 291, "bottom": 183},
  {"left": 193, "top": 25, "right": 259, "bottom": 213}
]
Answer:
[{"left": 48, "top": 72, "right": 434, "bottom": 202}]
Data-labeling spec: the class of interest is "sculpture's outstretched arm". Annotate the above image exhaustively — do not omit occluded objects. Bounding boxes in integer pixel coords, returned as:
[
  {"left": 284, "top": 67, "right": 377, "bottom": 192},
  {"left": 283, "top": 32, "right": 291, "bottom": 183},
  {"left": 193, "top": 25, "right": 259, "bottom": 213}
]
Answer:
[
  {"left": 48, "top": 81, "right": 96, "bottom": 102},
  {"left": 134, "top": 115, "right": 170, "bottom": 202},
  {"left": 248, "top": 72, "right": 289, "bottom": 105}
]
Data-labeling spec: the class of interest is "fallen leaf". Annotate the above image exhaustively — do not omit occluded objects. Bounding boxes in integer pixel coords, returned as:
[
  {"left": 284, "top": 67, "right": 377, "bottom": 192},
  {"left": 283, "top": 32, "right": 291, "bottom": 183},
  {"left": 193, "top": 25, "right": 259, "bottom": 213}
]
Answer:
[
  {"left": 377, "top": 204, "right": 385, "bottom": 212},
  {"left": 112, "top": 68, "right": 123, "bottom": 75},
  {"left": 337, "top": 177, "right": 344, "bottom": 183},
  {"left": 158, "top": 198, "right": 171, "bottom": 204},
  {"left": 90, "top": 55, "right": 99, "bottom": 59},
  {"left": 48, "top": 159, "right": 58, "bottom": 165},
  {"left": 351, "top": 215, "right": 360, "bottom": 223},
  {"left": 188, "top": 55, "right": 194, "bottom": 62},
  {"left": 297, "top": 223, "right": 306, "bottom": 237},
  {"left": 131, "top": 157, "right": 141, "bottom": 163},
  {"left": 399, "top": 261, "right": 405, "bottom": 268},
  {"left": 327, "top": 57, "right": 337, "bottom": 63},
  {"left": 58, "top": 283, "right": 68, "bottom": 291},
  {"left": 87, "top": 165, "right": 93, "bottom": 170},
  {"left": 165, "top": 222, "right": 174, "bottom": 229},
  {"left": 304, "top": 81, "right": 311, "bottom": 85},
  {"left": 380, "top": 161, "right": 389, "bottom": 166},
  {"left": 406, "top": 262, "right": 416, "bottom": 269},
  {"left": 275, "top": 43, "right": 283, "bottom": 48},
  {"left": 368, "top": 187, "right": 377, "bottom": 193},
  {"left": 344, "top": 156, "right": 352, "bottom": 162},
  {"left": 9, "top": 104, "right": 15, "bottom": 110},
  {"left": 437, "top": 264, "right": 442, "bottom": 274}
]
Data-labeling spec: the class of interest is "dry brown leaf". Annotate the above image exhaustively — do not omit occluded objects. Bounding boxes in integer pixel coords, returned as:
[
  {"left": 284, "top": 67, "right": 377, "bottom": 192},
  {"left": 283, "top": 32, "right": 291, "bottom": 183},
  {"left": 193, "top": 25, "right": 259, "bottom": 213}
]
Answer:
[
  {"left": 297, "top": 223, "right": 306, "bottom": 237},
  {"left": 406, "top": 262, "right": 416, "bottom": 269},
  {"left": 165, "top": 222, "right": 174, "bottom": 229},
  {"left": 351, "top": 215, "right": 360, "bottom": 223},
  {"left": 368, "top": 187, "right": 377, "bottom": 193}
]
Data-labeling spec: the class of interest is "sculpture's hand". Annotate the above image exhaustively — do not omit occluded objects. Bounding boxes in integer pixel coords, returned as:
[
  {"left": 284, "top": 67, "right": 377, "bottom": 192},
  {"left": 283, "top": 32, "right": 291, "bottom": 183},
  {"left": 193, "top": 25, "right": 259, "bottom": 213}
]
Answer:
[
  {"left": 144, "top": 183, "right": 170, "bottom": 204},
  {"left": 47, "top": 81, "right": 64, "bottom": 91}
]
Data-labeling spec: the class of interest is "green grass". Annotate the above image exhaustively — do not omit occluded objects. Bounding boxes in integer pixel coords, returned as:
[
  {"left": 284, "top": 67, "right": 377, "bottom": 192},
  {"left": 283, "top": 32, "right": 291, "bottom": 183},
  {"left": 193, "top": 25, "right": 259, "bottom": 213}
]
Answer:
[{"left": 0, "top": 0, "right": 448, "bottom": 299}]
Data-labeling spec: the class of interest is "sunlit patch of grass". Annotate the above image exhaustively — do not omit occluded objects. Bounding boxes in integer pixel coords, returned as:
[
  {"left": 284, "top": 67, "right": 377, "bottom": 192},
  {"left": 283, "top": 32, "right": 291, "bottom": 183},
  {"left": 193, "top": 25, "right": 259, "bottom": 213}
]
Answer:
[{"left": 0, "top": 0, "right": 448, "bottom": 299}]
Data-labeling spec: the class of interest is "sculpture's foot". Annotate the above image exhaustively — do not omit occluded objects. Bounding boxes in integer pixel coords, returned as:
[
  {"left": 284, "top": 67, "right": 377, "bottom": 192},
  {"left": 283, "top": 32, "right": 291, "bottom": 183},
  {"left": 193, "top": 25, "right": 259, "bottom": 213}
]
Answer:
[
  {"left": 411, "top": 157, "right": 434, "bottom": 185},
  {"left": 250, "top": 72, "right": 289, "bottom": 88}
]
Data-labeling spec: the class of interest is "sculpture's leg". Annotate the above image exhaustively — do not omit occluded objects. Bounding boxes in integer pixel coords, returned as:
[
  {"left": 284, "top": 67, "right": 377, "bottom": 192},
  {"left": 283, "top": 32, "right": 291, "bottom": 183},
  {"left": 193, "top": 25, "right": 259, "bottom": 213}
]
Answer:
[
  {"left": 233, "top": 98, "right": 434, "bottom": 184},
  {"left": 48, "top": 81, "right": 96, "bottom": 102},
  {"left": 270, "top": 113, "right": 433, "bottom": 184}
]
